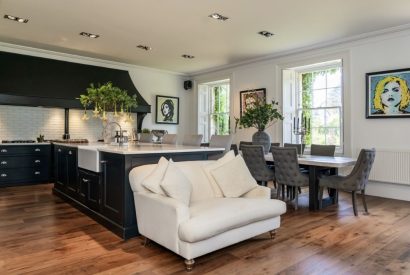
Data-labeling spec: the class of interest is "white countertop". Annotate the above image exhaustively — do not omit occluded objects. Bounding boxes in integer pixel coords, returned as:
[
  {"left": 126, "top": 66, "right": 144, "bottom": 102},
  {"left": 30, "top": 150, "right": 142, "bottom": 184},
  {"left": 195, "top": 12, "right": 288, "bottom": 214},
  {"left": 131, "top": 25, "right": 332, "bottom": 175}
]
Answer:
[
  {"left": 264, "top": 154, "right": 356, "bottom": 168},
  {"left": 54, "top": 142, "right": 225, "bottom": 155}
]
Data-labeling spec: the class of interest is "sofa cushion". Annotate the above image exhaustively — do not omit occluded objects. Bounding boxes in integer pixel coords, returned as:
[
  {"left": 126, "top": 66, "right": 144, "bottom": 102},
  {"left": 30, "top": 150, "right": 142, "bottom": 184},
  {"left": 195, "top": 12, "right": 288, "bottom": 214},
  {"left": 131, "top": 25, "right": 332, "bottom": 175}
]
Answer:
[
  {"left": 178, "top": 198, "right": 286, "bottom": 243},
  {"left": 202, "top": 151, "right": 235, "bottom": 197},
  {"left": 174, "top": 161, "right": 216, "bottom": 202},
  {"left": 160, "top": 161, "right": 192, "bottom": 205},
  {"left": 141, "top": 157, "right": 168, "bottom": 195},
  {"left": 211, "top": 155, "right": 258, "bottom": 197}
]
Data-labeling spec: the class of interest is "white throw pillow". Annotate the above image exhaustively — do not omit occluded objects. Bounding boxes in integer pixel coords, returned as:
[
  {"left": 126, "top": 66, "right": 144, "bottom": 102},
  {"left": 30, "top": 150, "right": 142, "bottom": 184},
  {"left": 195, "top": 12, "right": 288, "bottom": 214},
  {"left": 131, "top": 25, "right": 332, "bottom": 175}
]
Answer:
[
  {"left": 160, "top": 160, "right": 192, "bottom": 205},
  {"left": 202, "top": 150, "right": 235, "bottom": 197},
  {"left": 141, "top": 157, "right": 168, "bottom": 195},
  {"left": 210, "top": 155, "right": 258, "bottom": 198}
]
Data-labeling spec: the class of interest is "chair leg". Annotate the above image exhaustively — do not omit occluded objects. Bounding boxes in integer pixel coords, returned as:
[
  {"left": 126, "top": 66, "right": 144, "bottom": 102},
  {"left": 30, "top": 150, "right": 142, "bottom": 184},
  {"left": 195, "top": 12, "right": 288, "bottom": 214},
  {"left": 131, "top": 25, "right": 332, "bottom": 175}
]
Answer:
[
  {"left": 276, "top": 184, "right": 281, "bottom": 199},
  {"left": 352, "top": 191, "right": 358, "bottom": 216},
  {"left": 273, "top": 181, "right": 277, "bottom": 189},
  {"left": 318, "top": 186, "right": 324, "bottom": 209},
  {"left": 298, "top": 187, "right": 302, "bottom": 194},
  {"left": 361, "top": 189, "right": 369, "bottom": 215},
  {"left": 185, "top": 259, "right": 195, "bottom": 271},
  {"left": 282, "top": 185, "right": 285, "bottom": 199},
  {"left": 294, "top": 190, "right": 299, "bottom": 210},
  {"left": 269, "top": 230, "right": 276, "bottom": 239}
]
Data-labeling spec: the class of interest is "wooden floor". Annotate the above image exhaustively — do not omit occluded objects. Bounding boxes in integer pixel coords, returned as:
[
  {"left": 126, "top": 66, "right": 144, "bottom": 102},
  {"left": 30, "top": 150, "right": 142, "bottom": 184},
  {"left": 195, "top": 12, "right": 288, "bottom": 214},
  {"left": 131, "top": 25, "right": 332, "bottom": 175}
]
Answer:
[{"left": 0, "top": 184, "right": 409, "bottom": 275}]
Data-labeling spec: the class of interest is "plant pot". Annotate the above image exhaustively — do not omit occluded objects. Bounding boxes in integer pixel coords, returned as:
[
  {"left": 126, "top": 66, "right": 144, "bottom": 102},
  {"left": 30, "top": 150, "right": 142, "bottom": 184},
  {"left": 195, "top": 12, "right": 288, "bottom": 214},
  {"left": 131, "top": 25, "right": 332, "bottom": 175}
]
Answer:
[{"left": 252, "top": 130, "right": 271, "bottom": 154}]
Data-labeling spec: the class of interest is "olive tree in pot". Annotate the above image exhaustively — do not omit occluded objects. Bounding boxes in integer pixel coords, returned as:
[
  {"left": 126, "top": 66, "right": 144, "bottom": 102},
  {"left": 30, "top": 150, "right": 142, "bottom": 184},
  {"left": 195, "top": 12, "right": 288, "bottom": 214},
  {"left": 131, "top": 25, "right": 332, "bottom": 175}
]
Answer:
[{"left": 235, "top": 98, "right": 284, "bottom": 153}]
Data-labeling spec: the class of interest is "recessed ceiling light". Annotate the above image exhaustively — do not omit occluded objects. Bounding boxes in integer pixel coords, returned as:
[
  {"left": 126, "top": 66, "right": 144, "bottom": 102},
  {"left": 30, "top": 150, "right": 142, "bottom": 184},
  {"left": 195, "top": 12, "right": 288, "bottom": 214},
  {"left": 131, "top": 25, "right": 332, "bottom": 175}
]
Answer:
[
  {"left": 4, "top": 14, "right": 29, "bottom": 23},
  {"left": 258, "top": 31, "right": 274, "bottom": 37},
  {"left": 137, "top": 45, "right": 152, "bottom": 51},
  {"left": 182, "top": 54, "right": 195, "bottom": 59},
  {"left": 79, "top": 32, "right": 100, "bottom": 39},
  {"left": 208, "top": 13, "right": 229, "bottom": 21}
]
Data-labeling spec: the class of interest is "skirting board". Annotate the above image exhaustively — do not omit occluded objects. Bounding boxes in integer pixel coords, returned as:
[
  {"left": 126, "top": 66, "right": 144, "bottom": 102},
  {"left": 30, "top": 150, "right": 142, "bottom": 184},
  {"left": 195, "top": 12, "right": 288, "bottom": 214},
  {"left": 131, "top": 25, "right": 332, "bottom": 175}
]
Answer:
[{"left": 366, "top": 180, "right": 410, "bottom": 202}]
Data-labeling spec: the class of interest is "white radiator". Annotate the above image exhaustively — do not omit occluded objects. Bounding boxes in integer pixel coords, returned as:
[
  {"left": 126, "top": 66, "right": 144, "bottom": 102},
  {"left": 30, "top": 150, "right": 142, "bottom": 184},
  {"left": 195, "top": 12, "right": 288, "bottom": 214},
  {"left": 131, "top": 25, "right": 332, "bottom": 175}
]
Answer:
[{"left": 368, "top": 149, "right": 410, "bottom": 185}]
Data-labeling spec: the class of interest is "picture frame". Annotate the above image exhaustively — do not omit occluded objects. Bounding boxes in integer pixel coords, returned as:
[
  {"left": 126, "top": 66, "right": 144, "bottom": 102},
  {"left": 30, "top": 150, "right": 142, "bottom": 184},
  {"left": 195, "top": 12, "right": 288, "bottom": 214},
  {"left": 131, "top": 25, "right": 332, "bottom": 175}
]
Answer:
[
  {"left": 155, "top": 95, "right": 179, "bottom": 124},
  {"left": 239, "top": 88, "right": 266, "bottom": 117},
  {"left": 366, "top": 68, "right": 410, "bottom": 118}
]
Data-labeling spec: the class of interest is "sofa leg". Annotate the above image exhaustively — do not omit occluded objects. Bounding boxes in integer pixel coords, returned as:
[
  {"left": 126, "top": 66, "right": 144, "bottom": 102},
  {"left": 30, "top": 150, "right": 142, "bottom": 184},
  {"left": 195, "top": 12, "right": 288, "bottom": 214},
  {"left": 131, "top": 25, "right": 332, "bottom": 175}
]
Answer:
[
  {"left": 269, "top": 230, "right": 276, "bottom": 240},
  {"left": 185, "top": 259, "right": 195, "bottom": 271},
  {"left": 142, "top": 236, "right": 150, "bottom": 247}
]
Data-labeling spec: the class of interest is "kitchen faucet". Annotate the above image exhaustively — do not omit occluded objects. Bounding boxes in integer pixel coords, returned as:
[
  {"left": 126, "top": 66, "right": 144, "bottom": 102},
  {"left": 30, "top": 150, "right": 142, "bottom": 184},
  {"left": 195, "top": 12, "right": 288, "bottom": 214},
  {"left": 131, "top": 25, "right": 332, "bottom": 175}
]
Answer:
[{"left": 104, "top": 122, "right": 124, "bottom": 146}]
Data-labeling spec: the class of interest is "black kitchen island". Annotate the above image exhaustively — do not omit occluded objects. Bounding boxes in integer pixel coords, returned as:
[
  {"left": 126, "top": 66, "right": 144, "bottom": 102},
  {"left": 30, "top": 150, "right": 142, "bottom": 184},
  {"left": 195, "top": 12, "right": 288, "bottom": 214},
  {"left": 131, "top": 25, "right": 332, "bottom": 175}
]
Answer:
[{"left": 52, "top": 143, "right": 224, "bottom": 239}]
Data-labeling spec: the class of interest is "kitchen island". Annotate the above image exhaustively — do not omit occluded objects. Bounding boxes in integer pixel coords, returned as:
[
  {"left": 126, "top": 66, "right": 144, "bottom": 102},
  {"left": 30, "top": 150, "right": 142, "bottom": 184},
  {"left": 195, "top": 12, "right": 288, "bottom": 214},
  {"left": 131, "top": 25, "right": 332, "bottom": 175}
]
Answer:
[{"left": 52, "top": 143, "right": 224, "bottom": 239}]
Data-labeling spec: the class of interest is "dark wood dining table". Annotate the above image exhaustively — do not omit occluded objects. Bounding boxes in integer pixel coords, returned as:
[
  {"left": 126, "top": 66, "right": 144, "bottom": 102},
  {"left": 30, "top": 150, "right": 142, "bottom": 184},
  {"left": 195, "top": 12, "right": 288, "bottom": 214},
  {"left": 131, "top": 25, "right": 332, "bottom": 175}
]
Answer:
[{"left": 264, "top": 154, "right": 356, "bottom": 210}]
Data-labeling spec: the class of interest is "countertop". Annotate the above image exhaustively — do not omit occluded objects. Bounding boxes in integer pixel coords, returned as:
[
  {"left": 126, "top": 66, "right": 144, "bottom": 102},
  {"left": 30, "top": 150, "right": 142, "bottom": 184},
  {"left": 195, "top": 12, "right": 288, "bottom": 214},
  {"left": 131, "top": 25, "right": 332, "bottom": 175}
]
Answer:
[
  {"left": 53, "top": 142, "right": 225, "bottom": 155},
  {"left": 0, "top": 142, "right": 51, "bottom": 146}
]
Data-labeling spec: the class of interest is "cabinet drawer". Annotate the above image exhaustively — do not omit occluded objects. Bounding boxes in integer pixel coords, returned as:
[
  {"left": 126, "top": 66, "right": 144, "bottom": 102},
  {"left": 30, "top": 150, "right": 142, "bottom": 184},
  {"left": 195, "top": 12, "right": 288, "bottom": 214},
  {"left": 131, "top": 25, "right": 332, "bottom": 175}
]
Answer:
[
  {"left": 0, "top": 145, "right": 51, "bottom": 156},
  {"left": 0, "top": 167, "right": 49, "bottom": 183},
  {"left": 0, "top": 156, "right": 47, "bottom": 168}
]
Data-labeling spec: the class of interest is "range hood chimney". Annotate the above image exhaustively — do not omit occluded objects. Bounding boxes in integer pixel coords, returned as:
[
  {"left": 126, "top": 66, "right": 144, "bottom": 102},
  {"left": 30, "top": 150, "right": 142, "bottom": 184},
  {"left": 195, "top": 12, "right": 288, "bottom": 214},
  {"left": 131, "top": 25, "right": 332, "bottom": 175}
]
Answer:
[
  {"left": 63, "top": 108, "right": 70, "bottom": 140},
  {"left": 0, "top": 51, "right": 151, "bottom": 132}
]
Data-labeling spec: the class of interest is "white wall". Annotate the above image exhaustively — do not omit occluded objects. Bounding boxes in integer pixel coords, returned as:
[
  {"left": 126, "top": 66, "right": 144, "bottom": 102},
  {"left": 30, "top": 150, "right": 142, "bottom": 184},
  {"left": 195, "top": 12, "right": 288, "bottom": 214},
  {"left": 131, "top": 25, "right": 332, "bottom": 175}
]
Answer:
[
  {"left": 193, "top": 28, "right": 410, "bottom": 201},
  {"left": 0, "top": 42, "right": 192, "bottom": 141}
]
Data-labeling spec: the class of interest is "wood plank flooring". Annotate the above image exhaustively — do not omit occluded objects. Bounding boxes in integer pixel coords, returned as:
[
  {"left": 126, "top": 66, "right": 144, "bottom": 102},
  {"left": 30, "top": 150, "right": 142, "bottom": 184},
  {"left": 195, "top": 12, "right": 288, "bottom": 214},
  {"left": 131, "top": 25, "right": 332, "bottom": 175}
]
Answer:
[{"left": 0, "top": 183, "right": 409, "bottom": 274}]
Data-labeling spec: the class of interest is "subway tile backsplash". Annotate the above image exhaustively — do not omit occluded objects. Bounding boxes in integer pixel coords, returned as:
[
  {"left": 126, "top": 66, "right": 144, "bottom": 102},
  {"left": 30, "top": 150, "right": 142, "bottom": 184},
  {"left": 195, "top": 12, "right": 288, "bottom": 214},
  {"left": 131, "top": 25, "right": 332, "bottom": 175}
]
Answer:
[{"left": 0, "top": 105, "right": 137, "bottom": 141}]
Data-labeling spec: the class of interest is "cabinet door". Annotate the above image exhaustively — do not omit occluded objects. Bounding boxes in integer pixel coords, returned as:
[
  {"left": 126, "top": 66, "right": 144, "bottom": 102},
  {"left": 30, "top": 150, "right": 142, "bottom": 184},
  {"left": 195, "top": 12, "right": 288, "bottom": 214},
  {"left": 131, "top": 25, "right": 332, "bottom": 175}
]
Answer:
[
  {"left": 79, "top": 169, "right": 101, "bottom": 211},
  {"left": 54, "top": 146, "right": 67, "bottom": 190},
  {"left": 101, "top": 154, "right": 124, "bottom": 225},
  {"left": 65, "top": 149, "right": 78, "bottom": 198}
]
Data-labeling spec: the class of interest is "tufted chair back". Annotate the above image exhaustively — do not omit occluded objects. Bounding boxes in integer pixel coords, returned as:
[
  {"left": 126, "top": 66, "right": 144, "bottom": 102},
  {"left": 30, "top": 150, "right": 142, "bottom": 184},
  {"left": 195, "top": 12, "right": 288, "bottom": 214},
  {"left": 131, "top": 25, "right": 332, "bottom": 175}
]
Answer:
[
  {"left": 311, "top": 144, "right": 336, "bottom": 156},
  {"left": 241, "top": 145, "right": 275, "bottom": 183},
  {"left": 162, "top": 134, "right": 178, "bottom": 144},
  {"left": 284, "top": 143, "right": 305, "bottom": 155},
  {"left": 239, "top": 141, "right": 253, "bottom": 151},
  {"left": 271, "top": 147, "right": 308, "bottom": 187},
  {"left": 182, "top": 134, "right": 203, "bottom": 146},
  {"left": 343, "top": 148, "right": 376, "bottom": 190}
]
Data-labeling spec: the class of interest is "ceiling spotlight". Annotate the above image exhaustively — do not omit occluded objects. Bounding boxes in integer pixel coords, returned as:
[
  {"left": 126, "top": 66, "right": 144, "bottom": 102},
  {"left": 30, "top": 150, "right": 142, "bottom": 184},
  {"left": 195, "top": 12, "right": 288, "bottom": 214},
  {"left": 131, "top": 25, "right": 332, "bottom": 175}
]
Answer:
[
  {"left": 79, "top": 32, "right": 100, "bottom": 39},
  {"left": 208, "top": 13, "right": 229, "bottom": 21},
  {"left": 182, "top": 54, "right": 195, "bottom": 59},
  {"left": 258, "top": 31, "right": 274, "bottom": 37},
  {"left": 4, "top": 14, "right": 29, "bottom": 23},
  {"left": 137, "top": 45, "right": 152, "bottom": 51}
]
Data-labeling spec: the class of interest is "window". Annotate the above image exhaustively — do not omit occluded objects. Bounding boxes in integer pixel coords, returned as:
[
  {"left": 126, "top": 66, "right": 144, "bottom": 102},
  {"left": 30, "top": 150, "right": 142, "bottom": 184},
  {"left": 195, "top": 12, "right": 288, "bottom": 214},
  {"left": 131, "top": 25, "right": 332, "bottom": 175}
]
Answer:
[
  {"left": 198, "top": 80, "right": 230, "bottom": 142},
  {"left": 283, "top": 60, "right": 343, "bottom": 152}
]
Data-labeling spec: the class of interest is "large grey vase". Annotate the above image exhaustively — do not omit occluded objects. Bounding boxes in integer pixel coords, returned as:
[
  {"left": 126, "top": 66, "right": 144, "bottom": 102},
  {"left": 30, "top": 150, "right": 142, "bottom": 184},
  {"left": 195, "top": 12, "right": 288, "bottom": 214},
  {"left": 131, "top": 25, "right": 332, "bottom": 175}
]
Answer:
[{"left": 252, "top": 130, "right": 271, "bottom": 154}]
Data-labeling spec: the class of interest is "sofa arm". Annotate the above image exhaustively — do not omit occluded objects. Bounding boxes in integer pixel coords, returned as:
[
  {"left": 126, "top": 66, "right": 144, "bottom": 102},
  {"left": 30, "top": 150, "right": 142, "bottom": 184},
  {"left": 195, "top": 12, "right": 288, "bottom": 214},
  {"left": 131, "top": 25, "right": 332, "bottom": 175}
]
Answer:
[
  {"left": 134, "top": 192, "right": 190, "bottom": 253},
  {"left": 241, "top": 185, "right": 271, "bottom": 199}
]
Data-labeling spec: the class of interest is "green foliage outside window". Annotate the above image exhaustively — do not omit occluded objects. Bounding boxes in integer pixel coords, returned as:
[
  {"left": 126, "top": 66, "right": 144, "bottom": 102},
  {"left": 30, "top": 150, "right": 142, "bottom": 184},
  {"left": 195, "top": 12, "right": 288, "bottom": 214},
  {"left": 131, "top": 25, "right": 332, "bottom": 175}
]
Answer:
[{"left": 211, "top": 85, "right": 230, "bottom": 135}]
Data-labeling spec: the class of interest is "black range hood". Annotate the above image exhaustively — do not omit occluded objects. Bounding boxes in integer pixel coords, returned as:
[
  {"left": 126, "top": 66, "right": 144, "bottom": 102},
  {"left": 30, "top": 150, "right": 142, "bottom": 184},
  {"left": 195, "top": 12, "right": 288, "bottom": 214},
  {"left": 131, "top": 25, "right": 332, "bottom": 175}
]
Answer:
[{"left": 0, "top": 51, "right": 151, "bottom": 131}]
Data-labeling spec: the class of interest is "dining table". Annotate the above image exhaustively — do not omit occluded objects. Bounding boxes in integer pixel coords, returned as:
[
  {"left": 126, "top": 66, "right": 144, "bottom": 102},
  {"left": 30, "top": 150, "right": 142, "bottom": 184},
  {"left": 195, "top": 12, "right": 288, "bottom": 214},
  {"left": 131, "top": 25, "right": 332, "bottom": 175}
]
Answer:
[{"left": 264, "top": 154, "right": 356, "bottom": 210}]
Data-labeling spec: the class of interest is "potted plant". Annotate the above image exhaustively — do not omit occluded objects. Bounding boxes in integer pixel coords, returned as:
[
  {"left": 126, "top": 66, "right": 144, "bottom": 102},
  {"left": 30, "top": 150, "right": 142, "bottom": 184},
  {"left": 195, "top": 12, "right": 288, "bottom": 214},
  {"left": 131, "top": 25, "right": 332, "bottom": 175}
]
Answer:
[
  {"left": 235, "top": 98, "right": 284, "bottom": 153},
  {"left": 79, "top": 82, "right": 138, "bottom": 121}
]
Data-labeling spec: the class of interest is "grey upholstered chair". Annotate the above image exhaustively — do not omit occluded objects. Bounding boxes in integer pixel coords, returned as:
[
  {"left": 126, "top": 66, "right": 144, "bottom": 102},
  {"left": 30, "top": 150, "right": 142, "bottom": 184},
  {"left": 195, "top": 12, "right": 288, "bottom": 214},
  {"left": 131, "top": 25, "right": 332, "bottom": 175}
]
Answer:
[
  {"left": 139, "top": 133, "right": 154, "bottom": 143},
  {"left": 239, "top": 141, "right": 253, "bottom": 151},
  {"left": 162, "top": 134, "right": 177, "bottom": 144},
  {"left": 269, "top": 142, "right": 281, "bottom": 153},
  {"left": 208, "top": 134, "right": 235, "bottom": 160},
  {"left": 230, "top": 144, "right": 239, "bottom": 156},
  {"left": 318, "top": 148, "right": 376, "bottom": 216},
  {"left": 311, "top": 144, "right": 336, "bottom": 156},
  {"left": 182, "top": 134, "right": 203, "bottom": 146},
  {"left": 271, "top": 147, "right": 309, "bottom": 210},
  {"left": 284, "top": 143, "right": 306, "bottom": 155},
  {"left": 241, "top": 145, "right": 275, "bottom": 187}
]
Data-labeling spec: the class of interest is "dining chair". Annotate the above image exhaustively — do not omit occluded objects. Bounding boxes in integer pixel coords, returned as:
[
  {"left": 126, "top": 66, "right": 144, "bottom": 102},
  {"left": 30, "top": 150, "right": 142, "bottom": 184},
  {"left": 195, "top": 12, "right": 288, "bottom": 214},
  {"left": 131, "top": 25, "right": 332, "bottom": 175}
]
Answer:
[
  {"left": 162, "top": 134, "right": 177, "bottom": 144},
  {"left": 284, "top": 143, "right": 306, "bottom": 155},
  {"left": 230, "top": 144, "right": 239, "bottom": 156},
  {"left": 182, "top": 134, "right": 203, "bottom": 146},
  {"left": 269, "top": 142, "right": 281, "bottom": 153},
  {"left": 311, "top": 144, "right": 336, "bottom": 156},
  {"left": 318, "top": 148, "right": 376, "bottom": 216},
  {"left": 241, "top": 145, "right": 275, "bottom": 188},
  {"left": 208, "top": 134, "right": 235, "bottom": 160},
  {"left": 271, "top": 147, "right": 309, "bottom": 210},
  {"left": 139, "top": 133, "right": 154, "bottom": 143},
  {"left": 239, "top": 141, "right": 253, "bottom": 151}
]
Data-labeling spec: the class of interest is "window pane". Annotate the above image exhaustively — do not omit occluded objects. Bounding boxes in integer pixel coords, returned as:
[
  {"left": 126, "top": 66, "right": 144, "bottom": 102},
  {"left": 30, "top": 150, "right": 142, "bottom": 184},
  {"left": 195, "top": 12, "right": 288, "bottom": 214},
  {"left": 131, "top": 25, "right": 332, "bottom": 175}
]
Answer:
[
  {"left": 312, "top": 72, "right": 326, "bottom": 89},
  {"left": 210, "top": 114, "right": 230, "bottom": 136},
  {"left": 325, "top": 108, "right": 340, "bottom": 128},
  {"left": 325, "top": 127, "right": 340, "bottom": 145},
  {"left": 326, "top": 88, "right": 341, "bottom": 107},
  {"left": 311, "top": 127, "right": 326, "bottom": 144},
  {"left": 312, "top": 89, "right": 326, "bottom": 108},
  {"left": 326, "top": 68, "right": 341, "bottom": 88},
  {"left": 311, "top": 109, "right": 325, "bottom": 127}
]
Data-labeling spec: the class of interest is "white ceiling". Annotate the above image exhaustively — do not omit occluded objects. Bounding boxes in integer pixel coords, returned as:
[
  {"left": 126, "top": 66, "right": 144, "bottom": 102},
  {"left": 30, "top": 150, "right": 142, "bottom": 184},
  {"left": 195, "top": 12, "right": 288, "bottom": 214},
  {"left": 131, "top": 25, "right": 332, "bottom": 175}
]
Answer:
[{"left": 1, "top": 0, "right": 410, "bottom": 75}]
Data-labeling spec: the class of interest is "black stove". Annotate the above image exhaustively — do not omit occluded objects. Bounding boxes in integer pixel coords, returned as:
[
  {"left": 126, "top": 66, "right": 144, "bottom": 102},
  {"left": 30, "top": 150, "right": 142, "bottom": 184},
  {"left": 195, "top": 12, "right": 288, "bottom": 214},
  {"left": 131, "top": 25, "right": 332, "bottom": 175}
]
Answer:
[{"left": 1, "top": 140, "right": 36, "bottom": 143}]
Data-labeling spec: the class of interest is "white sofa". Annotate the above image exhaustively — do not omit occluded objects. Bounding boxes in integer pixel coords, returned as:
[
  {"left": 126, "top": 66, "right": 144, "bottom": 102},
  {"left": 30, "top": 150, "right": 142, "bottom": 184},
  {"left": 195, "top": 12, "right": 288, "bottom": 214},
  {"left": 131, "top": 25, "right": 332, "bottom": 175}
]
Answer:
[{"left": 129, "top": 160, "right": 286, "bottom": 271}]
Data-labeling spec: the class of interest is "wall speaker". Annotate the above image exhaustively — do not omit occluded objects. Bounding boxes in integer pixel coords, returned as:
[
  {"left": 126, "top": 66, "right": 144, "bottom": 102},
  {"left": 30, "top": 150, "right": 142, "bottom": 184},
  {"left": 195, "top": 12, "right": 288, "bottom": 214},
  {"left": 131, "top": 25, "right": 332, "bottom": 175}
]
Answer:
[{"left": 184, "top": 80, "right": 192, "bottom": 90}]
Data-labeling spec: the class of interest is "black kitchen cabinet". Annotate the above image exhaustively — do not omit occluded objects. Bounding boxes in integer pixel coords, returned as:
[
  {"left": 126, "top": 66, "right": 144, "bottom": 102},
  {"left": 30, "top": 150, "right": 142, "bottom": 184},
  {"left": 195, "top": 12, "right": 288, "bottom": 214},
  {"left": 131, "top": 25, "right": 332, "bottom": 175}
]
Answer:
[
  {"left": 78, "top": 169, "right": 101, "bottom": 211},
  {"left": 0, "top": 144, "right": 51, "bottom": 186},
  {"left": 53, "top": 145, "right": 78, "bottom": 199}
]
